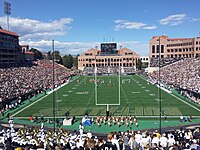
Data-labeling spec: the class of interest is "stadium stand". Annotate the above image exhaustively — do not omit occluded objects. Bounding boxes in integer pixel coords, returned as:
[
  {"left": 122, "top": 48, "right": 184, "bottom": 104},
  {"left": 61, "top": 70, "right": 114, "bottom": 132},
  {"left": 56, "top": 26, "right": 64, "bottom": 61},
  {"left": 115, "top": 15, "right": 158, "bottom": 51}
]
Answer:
[
  {"left": 149, "top": 57, "right": 182, "bottom": 67},
  {"left": 83, "top": 66, "right": 135, "bottom": 75},
  {"left": 0, "top": 60, "right": 78, "bottom": 113},
  {"left": 148, "top": 57, "right": 200, "bottom": 104},
  {"left": 0, "top": 124, "right": 199, "bottom": 149},
  {"left": 123, "top": 67, "right": 135, "bottom": 75}
]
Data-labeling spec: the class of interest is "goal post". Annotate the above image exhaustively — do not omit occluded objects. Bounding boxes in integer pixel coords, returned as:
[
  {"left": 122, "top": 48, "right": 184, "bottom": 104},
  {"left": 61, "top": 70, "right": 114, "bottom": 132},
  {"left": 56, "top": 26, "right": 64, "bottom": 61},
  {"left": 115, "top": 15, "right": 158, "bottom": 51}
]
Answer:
[{"left": 94, "top": 62, "right": 121, "bottom": 116}]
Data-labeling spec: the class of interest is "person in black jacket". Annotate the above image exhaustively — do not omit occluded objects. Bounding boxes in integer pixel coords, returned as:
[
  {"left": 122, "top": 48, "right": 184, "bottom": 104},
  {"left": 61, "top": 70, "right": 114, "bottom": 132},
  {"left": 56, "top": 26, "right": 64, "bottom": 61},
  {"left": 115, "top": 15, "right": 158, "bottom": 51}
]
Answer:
[{"left": 101, "top": 133, "right": 117, "bottom": 150}]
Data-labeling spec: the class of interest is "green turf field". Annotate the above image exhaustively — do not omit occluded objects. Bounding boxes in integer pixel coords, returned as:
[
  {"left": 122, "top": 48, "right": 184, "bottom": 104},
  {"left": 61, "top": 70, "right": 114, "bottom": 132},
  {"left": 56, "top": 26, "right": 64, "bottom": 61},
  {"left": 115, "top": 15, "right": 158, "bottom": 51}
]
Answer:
[{"left": 13, "top": 75, "right": 200, "bottom": 118}]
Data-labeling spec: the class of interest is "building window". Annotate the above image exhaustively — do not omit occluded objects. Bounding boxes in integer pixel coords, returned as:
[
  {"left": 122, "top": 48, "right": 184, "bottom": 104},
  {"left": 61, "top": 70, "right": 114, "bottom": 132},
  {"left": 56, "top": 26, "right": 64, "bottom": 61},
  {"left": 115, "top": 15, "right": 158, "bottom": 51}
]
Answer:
[
  {"left": 152, "top": 45, "right": 155, "bottom": 53},
  {"left": 161, "top": 45, "right": 164, "bottom": 53},
  {"left": 156, "top": 45, "right": 159, "bottom": 53}
]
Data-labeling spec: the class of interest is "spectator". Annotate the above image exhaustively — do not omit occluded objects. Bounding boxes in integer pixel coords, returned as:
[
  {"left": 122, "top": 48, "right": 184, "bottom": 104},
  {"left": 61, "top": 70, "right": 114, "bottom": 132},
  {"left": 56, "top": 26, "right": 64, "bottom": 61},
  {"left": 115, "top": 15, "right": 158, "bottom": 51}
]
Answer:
[
  {"left": 101, "top": 133, "right": 117, "bottom": 150},
  {"left": 148, "top": 57, "right": 200, "bottom": 104}
]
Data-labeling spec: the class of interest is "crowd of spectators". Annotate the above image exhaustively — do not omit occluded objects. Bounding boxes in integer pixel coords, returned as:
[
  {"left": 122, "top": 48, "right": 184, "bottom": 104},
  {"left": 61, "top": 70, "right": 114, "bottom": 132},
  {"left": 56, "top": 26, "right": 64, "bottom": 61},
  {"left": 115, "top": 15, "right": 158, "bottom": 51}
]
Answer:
[
  {"left": 83, "top": 66, "right": 135, "bottom": 75},
  {"left": 148, "top": 57, "right": 200, "bottom": 104},
  {"left": 123, "top": 67, "right": 136, "bottom": 74},
  {"left": 149, "top": 57, "right": 182, "bottom": 68},
  {"left": 0, "top": 59, "right": 77, "bottom": 107},
  {"left": 0, "top": 121, "right": 199, "bottom": 150}
]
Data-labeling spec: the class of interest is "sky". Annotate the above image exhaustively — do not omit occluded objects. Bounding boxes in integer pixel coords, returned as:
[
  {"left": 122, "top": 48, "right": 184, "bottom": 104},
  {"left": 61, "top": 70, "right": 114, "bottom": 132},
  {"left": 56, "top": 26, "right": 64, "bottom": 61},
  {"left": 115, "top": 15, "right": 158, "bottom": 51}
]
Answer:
[{"left": 0, "top": 0, "right": 200, "bottom": 56}]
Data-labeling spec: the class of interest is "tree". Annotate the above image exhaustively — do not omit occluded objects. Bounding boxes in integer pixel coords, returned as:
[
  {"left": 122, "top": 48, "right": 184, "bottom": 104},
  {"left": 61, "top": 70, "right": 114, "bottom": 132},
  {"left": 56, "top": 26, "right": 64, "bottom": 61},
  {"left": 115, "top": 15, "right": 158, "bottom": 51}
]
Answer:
[
  {"left": 29, "top": 48, "right": 43, "bottom": 59},
  {"left": 136, "top": 59, "right": 142, "bottom": 70},
  {"left": 52, "top": 51, "right": 62, "bottom": 64},
  {"left": 62, "top": 54, "right": 73, "bottom": 68},
  {"left": 47, "top": 51, "right": 52, "bottom": 60},
  {"left": 73, "top": 54, "right": 79, "bottom": 68},
  {"left": 62, "top": 55, "right": 68, "bottom": 67}
]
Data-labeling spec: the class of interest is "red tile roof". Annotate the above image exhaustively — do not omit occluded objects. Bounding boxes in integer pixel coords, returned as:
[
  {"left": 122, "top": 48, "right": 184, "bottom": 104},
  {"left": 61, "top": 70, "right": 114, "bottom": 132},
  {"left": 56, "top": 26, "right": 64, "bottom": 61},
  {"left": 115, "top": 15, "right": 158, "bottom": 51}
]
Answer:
[
  {"left": 0, "top": 29, "right": 19, "bottom": 37},
  {"left": 168, "top": 38, "right": 192, "bottom": 41}
]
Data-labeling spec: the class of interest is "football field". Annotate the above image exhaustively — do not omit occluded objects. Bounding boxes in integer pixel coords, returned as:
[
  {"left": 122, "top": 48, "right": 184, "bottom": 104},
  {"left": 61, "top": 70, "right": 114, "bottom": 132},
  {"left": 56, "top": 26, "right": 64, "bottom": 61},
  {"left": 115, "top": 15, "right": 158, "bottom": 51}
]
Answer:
[{"left": 13, "top": 75, "right": 200, "bottom": 118}]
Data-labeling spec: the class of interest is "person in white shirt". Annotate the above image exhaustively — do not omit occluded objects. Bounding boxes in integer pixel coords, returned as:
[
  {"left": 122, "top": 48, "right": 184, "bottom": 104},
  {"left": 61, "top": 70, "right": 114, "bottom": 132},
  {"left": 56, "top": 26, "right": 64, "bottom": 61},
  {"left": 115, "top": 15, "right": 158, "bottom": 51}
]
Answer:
[
  {"left": 167, "top": 135, "right": 175, "bottom": 147},
  {"left": 135, "top": 131, "right": 142, "bottom": 146},
  {"left": 141, "top": 134, "right": 150, "bottom": 149},
  {"left": 111, "top": 134, "right": 120, "bottom": 150},
  {"left": 159, "top": 133, "right": 168, "bottom": 148},
  {"left": 151, "top": 134, "right": 159, "bottom": 146},
  {"left": 79, "top": 123, "right": 84, "bottom": 138},
  {"left": 87, "top": 130, "right": 92, "bottom": 139}
]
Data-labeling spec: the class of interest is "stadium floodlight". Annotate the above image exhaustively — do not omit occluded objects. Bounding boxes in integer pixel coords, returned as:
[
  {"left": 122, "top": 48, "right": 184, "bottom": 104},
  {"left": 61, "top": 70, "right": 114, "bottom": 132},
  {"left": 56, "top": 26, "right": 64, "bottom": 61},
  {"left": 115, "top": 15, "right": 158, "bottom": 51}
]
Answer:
[
  {"left": 4, "top": 1, "right": 11, "bottom": 31},
  {"left": 52, "top": 40, "right": 56, "bottom": 135}
]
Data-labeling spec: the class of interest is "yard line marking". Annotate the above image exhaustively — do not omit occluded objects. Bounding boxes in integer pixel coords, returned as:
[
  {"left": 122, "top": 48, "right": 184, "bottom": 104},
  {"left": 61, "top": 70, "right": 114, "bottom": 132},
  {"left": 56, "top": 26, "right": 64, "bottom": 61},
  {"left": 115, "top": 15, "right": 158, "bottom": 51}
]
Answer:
[
  {"left": 12, "top": 76, "right": 80, "bottom": 117},
  {"left": 88, "top": 90, "right": 94, "bottom": 105},
  {"left": 132, "top": 92, "right": 140, "bottom": 94},
  {"left": 117, "top": 76, "right": 130, "bottom": 104},
  {"left": 137, "top": 75, "right": 200, "bottom": 112}
]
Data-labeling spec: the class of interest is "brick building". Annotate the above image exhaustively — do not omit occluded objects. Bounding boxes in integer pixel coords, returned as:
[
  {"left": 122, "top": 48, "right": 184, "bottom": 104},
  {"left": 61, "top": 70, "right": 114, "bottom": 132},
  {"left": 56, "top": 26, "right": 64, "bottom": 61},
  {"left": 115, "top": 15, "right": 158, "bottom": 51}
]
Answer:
[
  {"left": 149, "top": 35, "right": 200, "bottom": 59},
  {"left": 0, "top": 27, "right": 21, "bottom": 64},
  {"left": 78, "top": 44, "right": 140, "bottom": 71}
]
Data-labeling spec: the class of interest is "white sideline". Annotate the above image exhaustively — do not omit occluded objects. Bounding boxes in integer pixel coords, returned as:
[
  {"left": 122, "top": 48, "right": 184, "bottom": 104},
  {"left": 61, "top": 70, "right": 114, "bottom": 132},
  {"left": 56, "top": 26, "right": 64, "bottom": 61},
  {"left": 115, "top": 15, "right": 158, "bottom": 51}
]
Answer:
[
  {"left": 12, "top": 76, "right": 80, "bottom": 117},
  {"left": 137, "top": 75, "right": 200, "bottom": 112}
]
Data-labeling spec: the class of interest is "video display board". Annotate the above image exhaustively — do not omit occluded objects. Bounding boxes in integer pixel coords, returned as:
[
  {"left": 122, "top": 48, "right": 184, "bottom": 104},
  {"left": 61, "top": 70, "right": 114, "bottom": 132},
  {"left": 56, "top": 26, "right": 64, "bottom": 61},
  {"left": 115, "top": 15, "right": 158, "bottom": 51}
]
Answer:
[{"left": 100, "top": 43, "right": 117, "bottom": 54}]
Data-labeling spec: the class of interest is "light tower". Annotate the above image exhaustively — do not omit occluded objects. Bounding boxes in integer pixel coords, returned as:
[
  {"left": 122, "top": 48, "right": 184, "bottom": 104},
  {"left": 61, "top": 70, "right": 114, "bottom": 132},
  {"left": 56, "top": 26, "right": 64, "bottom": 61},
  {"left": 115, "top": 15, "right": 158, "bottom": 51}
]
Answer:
[{"left": 4, "top": 1, "right": 11, "bottom": 31}]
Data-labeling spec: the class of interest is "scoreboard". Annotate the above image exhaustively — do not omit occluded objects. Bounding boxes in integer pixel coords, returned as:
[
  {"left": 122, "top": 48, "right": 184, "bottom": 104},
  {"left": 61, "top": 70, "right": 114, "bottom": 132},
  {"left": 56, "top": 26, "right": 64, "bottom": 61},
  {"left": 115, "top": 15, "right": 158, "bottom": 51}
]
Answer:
[{"left": 100, "top": 43, "right": 117, "bottom": 54}]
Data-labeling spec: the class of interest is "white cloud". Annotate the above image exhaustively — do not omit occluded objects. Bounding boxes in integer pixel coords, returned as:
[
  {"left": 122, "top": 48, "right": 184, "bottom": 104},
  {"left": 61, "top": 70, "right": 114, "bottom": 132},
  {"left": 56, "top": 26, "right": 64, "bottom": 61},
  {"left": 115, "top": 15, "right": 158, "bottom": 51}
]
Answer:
[
  {"left": 159, "top": 14, "right": 186, "bottom": 26},
  {"left": 0, "top": 17, "right": 73, "bottom": 40},
  {"left": 20, "top": 40, "right": 148, "bottom": 56},
  {"left": 114, "top": 19, "right": 127, "bottom": 23},
  {"left": 143, "top": 26, "right": 157, "bottom": 29},
  {"left": 114, "top": 20, "right": 157, "bottom": 31},
  {"left": 19, "top": 40, "right": 99, "bottom": 55},
  {"left": 119, "top": 41, "right": 148, "bottom": 56},
  {"left": 190, "top": 18, "right": 200, "bottom": 22}
]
